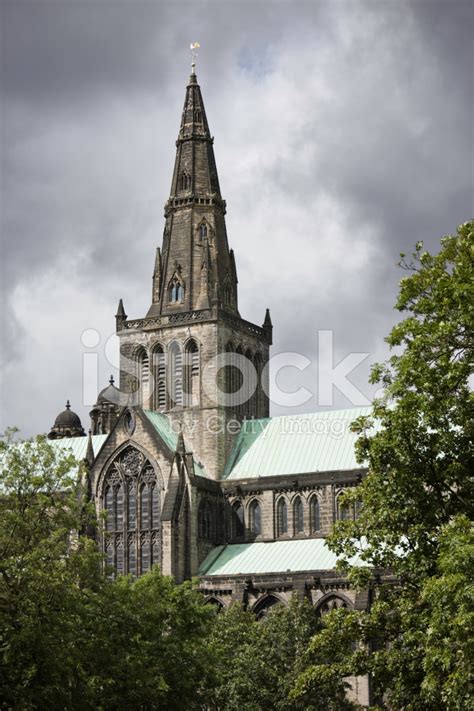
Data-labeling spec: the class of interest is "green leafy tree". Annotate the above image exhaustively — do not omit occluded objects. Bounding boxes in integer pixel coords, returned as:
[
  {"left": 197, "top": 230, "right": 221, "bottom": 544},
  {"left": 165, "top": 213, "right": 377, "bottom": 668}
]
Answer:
[
  {"left": 0, "top": 429, "right": 103, "bottom": 709},
  {"left": 0, "top": 430, "right": 215, "bottom": 710},
  {"left": 294, "top": 221, "right": 474, "bottom": 709},
  {"left": 202, "top": 596, "right": 336, "bottom": 710}
]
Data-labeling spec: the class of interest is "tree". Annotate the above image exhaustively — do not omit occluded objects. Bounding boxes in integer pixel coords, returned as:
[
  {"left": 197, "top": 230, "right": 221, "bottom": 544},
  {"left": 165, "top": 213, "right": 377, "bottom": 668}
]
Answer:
[
  {"left": 0, "top": 430, "right": 215, "bottom": 710},
  {"left": 295, "top": 221, "right": 474, "bottom": 708},
  {"left": 201, "top": 596, "right": 327, "bottom": 710}
]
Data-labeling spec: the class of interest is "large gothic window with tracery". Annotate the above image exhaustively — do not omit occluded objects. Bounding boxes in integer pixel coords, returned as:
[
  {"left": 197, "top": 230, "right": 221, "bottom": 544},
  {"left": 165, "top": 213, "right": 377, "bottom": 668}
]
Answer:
[{"left": 102, "top": 446, "right": 161, "bottom": 578}]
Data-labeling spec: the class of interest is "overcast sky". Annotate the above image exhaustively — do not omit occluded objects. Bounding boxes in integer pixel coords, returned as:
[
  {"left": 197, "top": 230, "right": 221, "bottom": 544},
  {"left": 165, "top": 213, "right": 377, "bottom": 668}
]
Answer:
[{"left": 1, "top": 0, "right": 473, "bottom": 437}]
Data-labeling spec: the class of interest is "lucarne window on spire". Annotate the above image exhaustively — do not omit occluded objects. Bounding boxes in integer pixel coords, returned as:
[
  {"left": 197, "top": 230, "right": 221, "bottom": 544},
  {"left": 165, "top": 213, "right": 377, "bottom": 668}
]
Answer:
[{"left": 179, "top": 172, "right": 191, "bottom": 192}]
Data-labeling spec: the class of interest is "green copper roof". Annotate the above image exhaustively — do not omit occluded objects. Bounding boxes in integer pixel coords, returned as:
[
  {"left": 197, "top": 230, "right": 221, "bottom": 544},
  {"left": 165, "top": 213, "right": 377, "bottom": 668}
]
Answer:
[
  {"left": 199, "top": 538, "right": 367, "bottom": 576},
  {"left": 143, "top": 411, "right": 180, "bottom": 452},
  {"left": 224, "top": 407, "right": 373, "bottom": 480},
  {"left": 49, "top": 434, "right": 108, "bottom": 460},
  {"left": 143, "top": 410, "right": 209, "bottom": 478}
]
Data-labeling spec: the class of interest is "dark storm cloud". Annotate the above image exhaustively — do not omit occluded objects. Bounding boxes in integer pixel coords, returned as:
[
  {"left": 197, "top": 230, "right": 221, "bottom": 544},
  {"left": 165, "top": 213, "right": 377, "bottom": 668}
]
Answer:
[{"left": 1, "top": 0, "right": 472, "bottom": 435}]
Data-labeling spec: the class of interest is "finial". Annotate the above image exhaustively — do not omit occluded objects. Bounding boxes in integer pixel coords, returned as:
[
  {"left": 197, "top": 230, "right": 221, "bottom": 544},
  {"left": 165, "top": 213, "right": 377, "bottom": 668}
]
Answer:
[
  {"left": 116, "top": 298, "right": 126, "bottom": 317},
  {"left": 109, "top": 374, "right": 115, "bottom": 386},
  {"left": 190, "top": 42, "right": 200, "bottom": 74},
  {"left": 66, "top": 400, "right": 71, "bottom": 410},
  {"left": 86, "top": 429, "right": 95, "bottom": 467}
]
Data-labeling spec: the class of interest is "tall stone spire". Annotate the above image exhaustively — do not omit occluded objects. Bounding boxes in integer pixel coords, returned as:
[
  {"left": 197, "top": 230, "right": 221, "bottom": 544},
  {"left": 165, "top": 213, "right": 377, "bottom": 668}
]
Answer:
[{"left": 148, "top": 71, "right": 238, "bottom": 317}]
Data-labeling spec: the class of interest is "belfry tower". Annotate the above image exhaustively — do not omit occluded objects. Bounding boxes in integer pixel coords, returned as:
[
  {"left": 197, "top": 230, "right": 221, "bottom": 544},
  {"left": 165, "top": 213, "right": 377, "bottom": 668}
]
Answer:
[{"left": 115, "top": 67, "right": 272, "bottom": 479}]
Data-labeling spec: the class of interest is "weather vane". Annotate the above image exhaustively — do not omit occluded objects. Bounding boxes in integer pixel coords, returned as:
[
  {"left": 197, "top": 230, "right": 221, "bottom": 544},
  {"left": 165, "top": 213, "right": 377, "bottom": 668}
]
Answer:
[{"left": 190, "top": 42, "right": 200, "bottom": 73}]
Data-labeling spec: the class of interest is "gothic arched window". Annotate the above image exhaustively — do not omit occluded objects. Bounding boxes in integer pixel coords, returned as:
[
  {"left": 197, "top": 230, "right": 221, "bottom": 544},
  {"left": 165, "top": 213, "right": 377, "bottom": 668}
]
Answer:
[
  {"left": 316, "top": 595, "right": 350, "bottom": 618},
  {"left": 337, "top": 492, "right": 354, "bottom": 521},
  {"left": 224, "top": 342, "right": 237, "bottom": 405},
  {"left": 235, "top": 346, "right": 244, "bottom": 416},
  {"left": 253, "top": 595, "right": 282, "bottom": 620},
  {"left": 199, "top": 223, "right": 207, "bottom": 239},
  {"left": 277, "top": 498, "right": 288, "bottom": 536},
  {"left": 179, "top": 172, "right": 191, "bottom": 191},
  {"left": 185, "top": 339, "right": 200, "bottom": 406},
  {"left": 244, "top": 349, "right": 253, "bottom": 418},
  {"left": 293, "top": 496, "right": 304, "bottom": 534},
  {"left": 253, "top": 352, "right": 262, "bottom": 416},
  {"left": 136, "top": 348, "right": 150, "bottom": 406},
  {"left": 198, "top": 500, "right": 214, "bottom": 540},
  {"left": 231, "top": 500, "right": 244, "bottom": 539},
  {"left": 170, "top": 342, "right": 183, "bottom": 407},
  {"left": 249, "top": 499, "right": 261, "bottom": 537},
  {"left": 153, "top": 345, "right": 166, "bottom": 411},
  {"left": 310, "top": 495, "right": 321, "bottom": 533},
  {"left": 101, "top": 447, "right": 161, "bottom": 578}
]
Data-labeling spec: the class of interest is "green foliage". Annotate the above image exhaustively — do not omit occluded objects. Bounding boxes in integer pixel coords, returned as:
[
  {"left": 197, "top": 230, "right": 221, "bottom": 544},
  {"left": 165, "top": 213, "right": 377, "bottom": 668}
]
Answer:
[
  {"left": 319, "top": 221, "right": 474, "bottom": 709},
  {"left": 0, "top": 431, "right": 215, "bottom": 710},
  {"left": 289, "top": 607, "right": 364, "bottom": 710},
  {"left": 201, "top": 596, "right": 329, "bottom": 710}
]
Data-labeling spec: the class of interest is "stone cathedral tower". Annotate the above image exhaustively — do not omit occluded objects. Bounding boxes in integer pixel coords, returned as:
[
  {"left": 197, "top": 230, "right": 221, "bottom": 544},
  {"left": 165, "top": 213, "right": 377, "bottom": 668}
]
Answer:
[{"left": 114, "top": 68, "right": 273, "bottom": 480}]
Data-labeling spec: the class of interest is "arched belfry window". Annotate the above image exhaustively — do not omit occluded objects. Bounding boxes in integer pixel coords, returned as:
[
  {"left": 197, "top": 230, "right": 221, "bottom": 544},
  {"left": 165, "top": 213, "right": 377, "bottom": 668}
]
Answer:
[
  {"left": 102, "top": 446, "right": 161, "bottom": 578},
  {"left": 224, "top": 342, "right": 236, "bottom": 403},
  {"left": 253, "top": 352, "right": 262, "bottom": 415},
  {"left": 277, "top": 498, "right": 288, "bottom": 536},
  {"left": 199, "top": 223, "right": 207, "bottom": 240},
  {"left": 184, "top": 339, "right": 200, "bottom": 406},
  {"left": 153, "top": 345, "right": 166, "bottom": 411},
  {"left": 235, "top": 346, "right": 244, "bottom": 416},
  {"left": 310, "top": 495, "right": 321, "bottom": 533},
  {"left": 169, "top": 342, "right": 183, "bottom": 407},
  {"left": 293, "top": 496, "right": 304, "bottom": 534},
  {"left": 244, "top": 348, "right": 253, "bottom": 418},
  {"left": 249, "top": 499, "right": 261, "bottom": 537},
  {"left": 136, "top": 348, "right": 150, "bottom": 406}
]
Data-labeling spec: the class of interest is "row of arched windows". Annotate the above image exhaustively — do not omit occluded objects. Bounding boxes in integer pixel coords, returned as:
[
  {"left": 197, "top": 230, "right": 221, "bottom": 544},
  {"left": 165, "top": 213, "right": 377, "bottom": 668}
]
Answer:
[
  {"left": 102, "top": 447, "right": 161, "bottom": 578},
  {"left": 225, "top": 492, "right": 358, "bottom": 541},
  {"left": 136, "top": 339, "right": 200, "bottom": 410},
  {"left": 205, "top": 593, "right": 351, "bottom": 620},
  {"left": 276, "top": 495, "right": 321, "bottom": 536}
]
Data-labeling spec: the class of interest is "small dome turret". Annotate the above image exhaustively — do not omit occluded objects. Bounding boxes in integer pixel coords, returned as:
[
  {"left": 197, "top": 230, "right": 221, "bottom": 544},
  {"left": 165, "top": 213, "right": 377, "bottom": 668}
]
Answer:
[{"left": 48, "top": 400, "right": 86, "bottom": 439}]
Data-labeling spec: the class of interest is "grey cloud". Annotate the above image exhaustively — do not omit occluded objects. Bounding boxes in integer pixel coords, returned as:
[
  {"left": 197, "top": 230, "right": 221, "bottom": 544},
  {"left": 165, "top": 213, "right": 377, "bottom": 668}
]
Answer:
[{"left": 1, "top": 0, "right": 472, "bottom": 436}]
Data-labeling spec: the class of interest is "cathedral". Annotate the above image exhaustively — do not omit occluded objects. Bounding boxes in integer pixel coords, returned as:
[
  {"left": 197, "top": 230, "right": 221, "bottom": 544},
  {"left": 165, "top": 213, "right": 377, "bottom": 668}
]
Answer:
[{"left": 48, "top": 66, "right": 370, "bottom": 703}]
